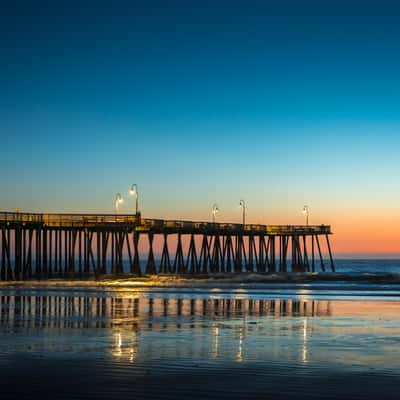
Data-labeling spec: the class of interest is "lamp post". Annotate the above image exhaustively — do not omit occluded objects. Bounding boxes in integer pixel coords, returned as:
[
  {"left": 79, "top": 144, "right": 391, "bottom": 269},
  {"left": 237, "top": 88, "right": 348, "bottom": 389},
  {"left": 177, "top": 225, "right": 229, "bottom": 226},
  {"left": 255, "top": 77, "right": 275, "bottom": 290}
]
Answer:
[
  {"left": 212, "top": 203, "right": 219, "bottom": 223},
  {"left": 239, "top": 199, "right": 246, "bottom": 226},
  {"left": 302, "top": 205, "right": 309, "bottom": 226},
  {"left": 115, "top": 193, "right": 123, "bottom": 214},
  {"left": 129, "top": 184, "right": 139, "bottom": 214}
]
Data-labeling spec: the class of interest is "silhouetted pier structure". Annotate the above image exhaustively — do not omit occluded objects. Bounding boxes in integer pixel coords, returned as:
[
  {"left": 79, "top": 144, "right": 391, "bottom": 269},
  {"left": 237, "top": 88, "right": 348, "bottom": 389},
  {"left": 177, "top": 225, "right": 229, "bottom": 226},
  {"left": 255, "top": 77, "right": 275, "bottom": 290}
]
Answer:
[{"left": 0, "top": 211, "right": 334, "bottom": 280}]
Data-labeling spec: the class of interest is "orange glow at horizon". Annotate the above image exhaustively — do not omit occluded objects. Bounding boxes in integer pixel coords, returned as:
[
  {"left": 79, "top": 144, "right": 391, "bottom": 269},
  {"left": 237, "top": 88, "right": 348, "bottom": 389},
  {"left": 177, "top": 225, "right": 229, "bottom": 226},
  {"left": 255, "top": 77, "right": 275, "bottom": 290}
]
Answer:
[{"left": 325, "top": 212, "right": 400, "bottom": 255}]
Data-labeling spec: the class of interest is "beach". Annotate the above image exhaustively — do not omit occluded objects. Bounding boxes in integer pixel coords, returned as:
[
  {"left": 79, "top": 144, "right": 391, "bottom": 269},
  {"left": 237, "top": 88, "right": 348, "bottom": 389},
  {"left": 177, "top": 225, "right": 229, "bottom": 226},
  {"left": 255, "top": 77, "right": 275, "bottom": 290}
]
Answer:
[{"left": 1, "top": 279, "right": 400, "bottom": 399}]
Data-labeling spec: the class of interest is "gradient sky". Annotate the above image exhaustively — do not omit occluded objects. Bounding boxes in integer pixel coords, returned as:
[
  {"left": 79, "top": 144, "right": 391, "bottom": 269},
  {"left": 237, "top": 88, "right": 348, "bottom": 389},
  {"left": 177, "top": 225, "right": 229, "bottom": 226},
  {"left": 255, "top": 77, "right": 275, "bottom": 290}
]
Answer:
[{"left": 1, "top": 1, "right": 400, "bottom": 256}]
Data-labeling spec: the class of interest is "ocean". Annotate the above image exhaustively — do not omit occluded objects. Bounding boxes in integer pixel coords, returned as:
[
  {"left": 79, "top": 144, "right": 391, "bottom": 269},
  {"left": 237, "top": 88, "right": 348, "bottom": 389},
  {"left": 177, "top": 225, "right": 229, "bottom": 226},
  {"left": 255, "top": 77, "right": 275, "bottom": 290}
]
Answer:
[{"left": 334, "top": 259, "right": 400, "bottom": 274}]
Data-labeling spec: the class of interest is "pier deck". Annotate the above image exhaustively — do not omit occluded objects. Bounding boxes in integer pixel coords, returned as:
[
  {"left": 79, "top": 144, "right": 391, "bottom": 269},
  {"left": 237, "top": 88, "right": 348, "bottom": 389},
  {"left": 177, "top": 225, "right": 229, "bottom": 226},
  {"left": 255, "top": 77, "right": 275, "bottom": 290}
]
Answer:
[{"left": 0, "top": 211, "right": 330, "bottom": 235}]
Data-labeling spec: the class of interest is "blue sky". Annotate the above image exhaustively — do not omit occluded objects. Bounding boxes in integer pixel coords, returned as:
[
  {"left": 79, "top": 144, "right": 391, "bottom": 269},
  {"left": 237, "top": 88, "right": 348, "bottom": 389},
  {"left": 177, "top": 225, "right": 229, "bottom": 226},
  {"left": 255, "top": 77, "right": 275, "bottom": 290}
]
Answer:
[{"left": 1, "top": 1, "right": 400, "bottom": 253}]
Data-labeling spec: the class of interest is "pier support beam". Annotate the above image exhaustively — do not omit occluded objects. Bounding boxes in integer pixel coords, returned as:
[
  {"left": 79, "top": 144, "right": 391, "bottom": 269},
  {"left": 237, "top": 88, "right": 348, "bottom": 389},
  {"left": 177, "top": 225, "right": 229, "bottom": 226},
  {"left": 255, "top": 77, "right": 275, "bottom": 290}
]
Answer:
[{"left": 146, "top": 233, "right": 156, "bottom": 274}]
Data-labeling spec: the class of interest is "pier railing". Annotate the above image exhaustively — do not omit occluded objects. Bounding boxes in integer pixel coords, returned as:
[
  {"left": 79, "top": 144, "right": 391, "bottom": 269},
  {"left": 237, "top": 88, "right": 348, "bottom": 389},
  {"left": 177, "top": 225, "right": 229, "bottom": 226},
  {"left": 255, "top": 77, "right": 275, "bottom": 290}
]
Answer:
[
  {"left": 0, "top": 212, "right": 138, "bottom": 225},
  {"left": 0, "top": 211, "right": 330, "bottom": 235}
]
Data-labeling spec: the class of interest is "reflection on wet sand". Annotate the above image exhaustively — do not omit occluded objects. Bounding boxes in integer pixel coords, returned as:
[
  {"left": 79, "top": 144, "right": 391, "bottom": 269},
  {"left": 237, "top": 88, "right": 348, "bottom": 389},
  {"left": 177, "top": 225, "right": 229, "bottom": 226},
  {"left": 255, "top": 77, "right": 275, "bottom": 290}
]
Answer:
[
  {"left": 2, "top": 293, "right": 400, "bottom": 328},
  {"left": 1, "top": 293, "right": 400, "bottom": 364},
  {"left": 1, "top": 290, "right": 400, "bottom": 400},
  {"left": 0, "top": 295, "right": 333, "bottom": 329},
  {"left": 0, "top": 294, "right": 335, "bottom": 364}
]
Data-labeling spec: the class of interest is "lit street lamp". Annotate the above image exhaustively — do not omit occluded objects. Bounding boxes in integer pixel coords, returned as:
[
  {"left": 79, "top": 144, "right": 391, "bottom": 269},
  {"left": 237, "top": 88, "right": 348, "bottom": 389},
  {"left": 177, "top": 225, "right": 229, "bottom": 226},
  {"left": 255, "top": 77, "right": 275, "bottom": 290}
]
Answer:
[
  {"left": 302, "top": 205, "right": 309, "bottom": 226},
  {"left": 212, "top": 203, "right": 219, "bottom": 223},
  {"left": 239, "top": 199, "right": 246, "bottom": 226},
  {"left": 115, "top": 193, "right": 123, "bottom": 213},
  {"left": 129, "top": 184, "right": 139, "bottom": 214}
]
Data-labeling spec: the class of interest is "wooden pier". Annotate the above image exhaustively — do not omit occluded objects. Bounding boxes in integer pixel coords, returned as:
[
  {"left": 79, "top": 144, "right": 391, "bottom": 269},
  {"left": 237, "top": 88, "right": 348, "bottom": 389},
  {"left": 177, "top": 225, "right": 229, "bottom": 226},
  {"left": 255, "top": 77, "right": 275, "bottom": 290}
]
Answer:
[{"left": 0, "top": 211, "right": 334, "bottom": 280}]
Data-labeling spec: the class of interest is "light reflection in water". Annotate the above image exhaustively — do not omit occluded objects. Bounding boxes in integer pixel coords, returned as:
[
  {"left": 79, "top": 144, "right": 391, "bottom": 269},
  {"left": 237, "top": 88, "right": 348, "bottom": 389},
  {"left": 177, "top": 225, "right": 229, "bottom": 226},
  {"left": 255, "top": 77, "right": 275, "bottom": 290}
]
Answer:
[
  {"left": 302, "top": 318, "right": 308, "bottom": 363},
  {"left": 236, "top": 327, "right": 244, "bottom": 362},
  {"left": 1, "top": 292, "right": 400, "bottom": 367},
  {"left": 212, "top": 325, "right": 220, "bottom": 358},
  {"left": 0, "top": 294, "right": 327, "bottom": 361},
  {"left": 112, "top": 329, "right": 139, "bottom": 362},
  {"left": 113, "top": 332, "right": 122, "bottom": 358}
]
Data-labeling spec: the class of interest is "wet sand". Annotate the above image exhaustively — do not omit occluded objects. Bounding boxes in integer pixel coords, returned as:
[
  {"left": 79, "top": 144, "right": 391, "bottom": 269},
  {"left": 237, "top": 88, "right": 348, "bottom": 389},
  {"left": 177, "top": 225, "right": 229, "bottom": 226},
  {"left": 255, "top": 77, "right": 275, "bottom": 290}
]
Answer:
[
  {"left": 1, "top": 272, "right": 400, "bottom": 289},
  {"left": 1, "top": 286, "right": 400, "bottom": 399}
]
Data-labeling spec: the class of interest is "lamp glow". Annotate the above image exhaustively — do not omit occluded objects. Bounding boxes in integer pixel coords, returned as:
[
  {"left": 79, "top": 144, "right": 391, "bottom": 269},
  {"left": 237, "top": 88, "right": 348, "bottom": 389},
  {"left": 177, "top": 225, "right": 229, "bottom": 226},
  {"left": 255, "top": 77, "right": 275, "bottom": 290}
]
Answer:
[
  {"left": 212, "top": 203, "right": 219, "bottom": 223},
  {"left": 115, "top": 193, "right": 123, "bottom": 213},
  {"left": 239, "top": 199, "right": 246, "bottom": 226},
  {"left": 129, "top": 184, "right": 139, "bottom": 214},
  {"left": 302, "top": 205, "right": 309, "bottom": 226}
]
